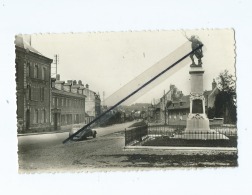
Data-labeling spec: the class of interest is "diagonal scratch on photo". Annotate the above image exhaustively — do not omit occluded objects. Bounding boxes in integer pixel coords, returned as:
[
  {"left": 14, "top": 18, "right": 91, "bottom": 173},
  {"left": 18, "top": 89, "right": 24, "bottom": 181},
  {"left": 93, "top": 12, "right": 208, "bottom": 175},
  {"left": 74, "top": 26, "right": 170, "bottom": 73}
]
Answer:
[{"left": 16, "top": 30, "right": 237, "bottom": 172}]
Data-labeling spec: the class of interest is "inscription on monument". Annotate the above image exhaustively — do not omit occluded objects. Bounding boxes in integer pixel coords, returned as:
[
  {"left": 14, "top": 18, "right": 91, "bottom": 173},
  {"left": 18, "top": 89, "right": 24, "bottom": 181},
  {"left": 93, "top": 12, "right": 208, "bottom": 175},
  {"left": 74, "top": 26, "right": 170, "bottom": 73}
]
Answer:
[{"left": 192, "top": 99, "right": 203, "bottom": 114}]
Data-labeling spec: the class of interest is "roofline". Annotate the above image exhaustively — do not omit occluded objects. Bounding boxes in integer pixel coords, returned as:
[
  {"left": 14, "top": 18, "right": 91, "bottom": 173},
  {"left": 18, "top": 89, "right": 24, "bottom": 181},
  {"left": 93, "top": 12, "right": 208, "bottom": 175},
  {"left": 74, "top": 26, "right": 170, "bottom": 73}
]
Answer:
[
  {"left": 52, "top": 88, "right": 87, "bottom": 98},
  {"left": 16, "top": 45, "right": 53, "bottom": 63}
]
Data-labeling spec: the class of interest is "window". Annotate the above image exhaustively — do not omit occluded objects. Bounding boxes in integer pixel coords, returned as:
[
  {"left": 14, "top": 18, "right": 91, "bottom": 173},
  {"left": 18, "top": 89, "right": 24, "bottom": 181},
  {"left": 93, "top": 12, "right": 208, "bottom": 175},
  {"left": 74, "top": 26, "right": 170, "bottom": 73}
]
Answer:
[
  {"left": 53, "top": 97, "right": 55, "bottom": 106},
  {"left": 41, "top": 109, "right": 44, "bottom": 123},
  {"left": 26, "top": 63, "right": 30, "bottom": 77},
  {"left": 180, "top": 102, "right": 183, "bottom": 106},
  {"left": 27, "top": 85, "right": 31, "bottom": 100},
  {"left": 35, "top": 109, "right": 39, "bottom": 123},
  {"left": 43, "top": 110, "right": 46, "bottom": 123},
  {"left": 42, "top": 67, "right": 46, "bottom": 80},
  {"left": 40, "top": 87, "right": 44, "bottom": 101},
  {"left": 34, "top": 65, "right": 38, "bottom": 78}
]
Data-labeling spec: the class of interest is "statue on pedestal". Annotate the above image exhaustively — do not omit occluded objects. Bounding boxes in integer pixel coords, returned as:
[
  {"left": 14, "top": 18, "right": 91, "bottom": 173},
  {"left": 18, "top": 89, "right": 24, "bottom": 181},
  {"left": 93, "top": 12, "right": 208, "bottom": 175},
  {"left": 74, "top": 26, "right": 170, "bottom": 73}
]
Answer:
[{"left": 185, "top": 34, "right": 204, "bottom": 67}]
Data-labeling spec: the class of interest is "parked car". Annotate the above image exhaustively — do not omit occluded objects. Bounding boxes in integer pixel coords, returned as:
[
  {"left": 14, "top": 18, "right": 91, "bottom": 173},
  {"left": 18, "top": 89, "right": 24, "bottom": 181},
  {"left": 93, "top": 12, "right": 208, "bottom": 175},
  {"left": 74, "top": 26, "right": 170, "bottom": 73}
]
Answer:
[{"left": 69, "top": 123, "right": 97, "bottom": 141}]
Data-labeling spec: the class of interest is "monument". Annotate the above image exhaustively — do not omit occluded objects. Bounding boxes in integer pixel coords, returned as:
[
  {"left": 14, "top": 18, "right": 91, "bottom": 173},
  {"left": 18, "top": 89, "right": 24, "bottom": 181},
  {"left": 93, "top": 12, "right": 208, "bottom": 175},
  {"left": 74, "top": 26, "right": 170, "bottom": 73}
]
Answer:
[
  {"left": 185, "top": 35, "right": 210, "bottom": 132},
  {"left": 177, "top": 35, "right": 228, "bottom": 140}
]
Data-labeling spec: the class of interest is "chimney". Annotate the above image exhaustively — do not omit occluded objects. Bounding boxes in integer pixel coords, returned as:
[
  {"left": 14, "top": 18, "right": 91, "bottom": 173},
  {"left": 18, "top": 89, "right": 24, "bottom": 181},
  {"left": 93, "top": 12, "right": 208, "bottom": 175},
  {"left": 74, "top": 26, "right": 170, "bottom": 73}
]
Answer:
[
  {"left": 78, "top": 80, "right": 82, "bottom": 85},
  {"left": 56, "top": 74, "right": 60, "bottom": 81},
  {"left": 51, "top": 78, "right": 56, "bottom": 88},
  {"left": 212, "top": 79, "right": 217, "bottom": 90},
  {"left": 86, "top": 84, "right": 89, "bottom": 89},
  {"left": 73, "top": 80, "right": 77, "bottom": 85},
  {"left": 55, "top": 81, "right": 65, "bottom": 90}
]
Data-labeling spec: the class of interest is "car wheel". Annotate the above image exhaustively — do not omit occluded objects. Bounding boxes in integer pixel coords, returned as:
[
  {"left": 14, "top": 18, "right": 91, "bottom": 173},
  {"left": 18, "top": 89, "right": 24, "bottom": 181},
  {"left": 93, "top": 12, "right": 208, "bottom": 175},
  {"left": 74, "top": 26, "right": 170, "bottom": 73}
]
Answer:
[{"left": 93, "top": 132, "right": 96, "bottom": 138}]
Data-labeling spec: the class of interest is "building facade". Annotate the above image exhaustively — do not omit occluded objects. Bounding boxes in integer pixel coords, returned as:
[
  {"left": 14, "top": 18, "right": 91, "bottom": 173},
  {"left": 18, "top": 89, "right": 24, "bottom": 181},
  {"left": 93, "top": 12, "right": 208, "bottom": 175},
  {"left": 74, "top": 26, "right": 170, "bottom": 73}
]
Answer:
[
  {"left": 83, "top": 84, "right": 101, "bottom": 123},
  {"left": 167, "top": 80, "right": 220, "bottom": 126},
  {"left": 148, "top": 85, "right": 183, "bottom": 123},
  {"left": 51, "top": 75, "right": 86, "bottom": 130},
  {"left": 16, "top": 35, "right": 53, "bottom": 133}
]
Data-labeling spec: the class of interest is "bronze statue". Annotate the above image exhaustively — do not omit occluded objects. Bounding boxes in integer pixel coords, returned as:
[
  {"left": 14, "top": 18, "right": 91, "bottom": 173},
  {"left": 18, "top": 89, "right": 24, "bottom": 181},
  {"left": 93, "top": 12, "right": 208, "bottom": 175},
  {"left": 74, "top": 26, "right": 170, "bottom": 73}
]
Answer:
[{"left": 185, "top": 34, "right": 203, "bottom": 67}]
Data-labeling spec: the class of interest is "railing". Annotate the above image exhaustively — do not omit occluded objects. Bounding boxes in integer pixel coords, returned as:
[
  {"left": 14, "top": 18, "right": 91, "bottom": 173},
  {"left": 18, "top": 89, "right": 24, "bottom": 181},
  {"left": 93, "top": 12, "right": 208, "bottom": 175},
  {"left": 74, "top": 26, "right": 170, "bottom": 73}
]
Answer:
[
  {"left": 145, "top": 124, "right": 237, "bottom": 147},
  {"left": 125, "top": 125, "right": 148, "bottom": 146},
  {"left": 148, "top": 124, "right": 237, "bottom": 139},
  {"left": 125, "top": 123, "right": 237, "bottom": 147}
]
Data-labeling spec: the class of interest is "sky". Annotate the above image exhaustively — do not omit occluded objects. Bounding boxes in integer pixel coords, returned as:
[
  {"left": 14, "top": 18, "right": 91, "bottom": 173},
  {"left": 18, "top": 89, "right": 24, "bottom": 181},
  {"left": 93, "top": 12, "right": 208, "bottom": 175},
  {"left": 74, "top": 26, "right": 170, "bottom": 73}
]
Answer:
[{"left": 30, "top": 29, "right": 235, "bottom": 105}]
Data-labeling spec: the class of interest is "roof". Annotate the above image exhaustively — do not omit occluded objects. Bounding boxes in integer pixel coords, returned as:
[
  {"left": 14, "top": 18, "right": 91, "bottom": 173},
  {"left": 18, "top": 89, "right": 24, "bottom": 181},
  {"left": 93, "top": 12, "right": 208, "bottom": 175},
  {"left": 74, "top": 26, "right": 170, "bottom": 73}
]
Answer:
[
  {"left": 167, "top": 87, "right": 220, "bottom": 111},
  {"left": 203, "top": 90, "right": 212, "bottom": 96},
  {"left": 15, "top": 35, "right": 42, "bottom": 56},
  {"left": 52, "top": 88, "right": 86, "bottom": 99},
  {"left": 72, "top": 84, "right": 83, "bottom": 89},
  {"left": 167, "top": 95, "right": 190, "bottom": 110},
  {"left": 55, "top": 80, "right": 65, "bottom": 84}
]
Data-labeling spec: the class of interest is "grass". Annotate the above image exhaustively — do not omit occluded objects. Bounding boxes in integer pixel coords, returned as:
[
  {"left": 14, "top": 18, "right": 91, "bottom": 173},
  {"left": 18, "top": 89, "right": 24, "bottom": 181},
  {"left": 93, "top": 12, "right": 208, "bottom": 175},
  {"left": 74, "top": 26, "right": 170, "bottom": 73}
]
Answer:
[{"left": 142, "top": 136, "right": 237, "bottom": 147}]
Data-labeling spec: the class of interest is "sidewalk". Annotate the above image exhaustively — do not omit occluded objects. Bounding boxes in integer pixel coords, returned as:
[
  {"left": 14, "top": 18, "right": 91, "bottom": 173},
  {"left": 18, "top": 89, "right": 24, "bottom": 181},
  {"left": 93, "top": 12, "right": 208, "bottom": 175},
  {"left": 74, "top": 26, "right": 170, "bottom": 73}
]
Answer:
[{"left": 18, "top": 129, "right": 69, "bottom": 137}]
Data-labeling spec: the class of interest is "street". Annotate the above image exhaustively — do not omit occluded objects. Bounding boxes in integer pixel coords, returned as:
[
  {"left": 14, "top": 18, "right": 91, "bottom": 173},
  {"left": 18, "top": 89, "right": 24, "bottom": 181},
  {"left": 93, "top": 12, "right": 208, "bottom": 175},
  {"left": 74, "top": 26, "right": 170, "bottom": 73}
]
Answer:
[
  {"left": 18, "top": 121, "right": 237, "bottom": 172},
  {"left": 18, "top": 121, "right": 134, "bottom": 150},
  {"left": 18, "top": 121, "right": 136, "bottom": 171}
]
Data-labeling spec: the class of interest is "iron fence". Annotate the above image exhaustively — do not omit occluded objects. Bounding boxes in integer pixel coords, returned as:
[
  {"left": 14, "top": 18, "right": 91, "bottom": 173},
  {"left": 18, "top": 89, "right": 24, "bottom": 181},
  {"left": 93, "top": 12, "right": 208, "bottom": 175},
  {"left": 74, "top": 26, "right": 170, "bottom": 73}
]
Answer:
[
  {"left": 125, "top": 125, "right": 148, "bottom": 146},
  {"left": 148, "top": 125, "right": 237, "bottom": 140},
  {"left": 125, "top": 123, "right": 237, "bottom": 147}
]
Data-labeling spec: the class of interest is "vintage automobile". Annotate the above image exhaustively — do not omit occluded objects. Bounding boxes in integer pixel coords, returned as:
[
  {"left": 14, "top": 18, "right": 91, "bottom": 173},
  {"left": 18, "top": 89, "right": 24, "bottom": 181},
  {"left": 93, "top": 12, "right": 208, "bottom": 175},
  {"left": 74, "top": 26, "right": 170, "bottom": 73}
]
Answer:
[{"left": 69, "top": 123, "right": 97, "bottom": 141}]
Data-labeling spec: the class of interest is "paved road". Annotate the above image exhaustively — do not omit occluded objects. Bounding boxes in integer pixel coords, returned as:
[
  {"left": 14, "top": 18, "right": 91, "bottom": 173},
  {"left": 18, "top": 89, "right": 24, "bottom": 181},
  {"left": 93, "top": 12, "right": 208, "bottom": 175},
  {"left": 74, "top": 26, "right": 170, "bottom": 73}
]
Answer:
[
  {"left": 18, "top": 121, "right": 135, "bottom": 151},
  {"left": 18, "top": 121, "right": 237, "bottom": 172}
]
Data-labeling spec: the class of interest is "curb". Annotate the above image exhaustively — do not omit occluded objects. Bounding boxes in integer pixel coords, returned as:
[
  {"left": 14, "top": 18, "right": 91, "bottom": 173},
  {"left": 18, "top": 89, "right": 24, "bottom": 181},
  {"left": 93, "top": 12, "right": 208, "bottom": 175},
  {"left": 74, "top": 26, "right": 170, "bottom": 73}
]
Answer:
[
  {"left": 18, "top": 130, "right": 69, "bottom": 137},
  {"left": 124, "top": 146, "right": 237, "bottom": 152}
]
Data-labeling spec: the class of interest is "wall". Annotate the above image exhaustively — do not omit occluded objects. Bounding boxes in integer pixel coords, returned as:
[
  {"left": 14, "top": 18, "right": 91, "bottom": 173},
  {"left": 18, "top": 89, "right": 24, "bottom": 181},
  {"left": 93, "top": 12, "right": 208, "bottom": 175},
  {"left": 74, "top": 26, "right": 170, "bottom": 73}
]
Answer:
[{"left": 16, "top": 46, "right": 52, "bottom": 133}]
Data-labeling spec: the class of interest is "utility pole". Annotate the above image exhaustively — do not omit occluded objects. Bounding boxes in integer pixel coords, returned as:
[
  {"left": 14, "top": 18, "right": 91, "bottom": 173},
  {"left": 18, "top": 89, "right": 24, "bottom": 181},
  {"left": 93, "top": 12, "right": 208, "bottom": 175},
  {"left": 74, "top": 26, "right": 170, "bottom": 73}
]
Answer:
[{"left": 51, "top": 54, "right": 59, "bottom": 78}]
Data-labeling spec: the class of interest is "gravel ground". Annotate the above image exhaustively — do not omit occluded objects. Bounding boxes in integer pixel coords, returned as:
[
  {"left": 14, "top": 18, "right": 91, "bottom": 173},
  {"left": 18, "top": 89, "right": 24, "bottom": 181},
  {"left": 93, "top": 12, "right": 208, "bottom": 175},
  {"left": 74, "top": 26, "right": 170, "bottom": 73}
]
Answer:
[{"left": 18, "top": 128, "right": 238, "bottom": 173}]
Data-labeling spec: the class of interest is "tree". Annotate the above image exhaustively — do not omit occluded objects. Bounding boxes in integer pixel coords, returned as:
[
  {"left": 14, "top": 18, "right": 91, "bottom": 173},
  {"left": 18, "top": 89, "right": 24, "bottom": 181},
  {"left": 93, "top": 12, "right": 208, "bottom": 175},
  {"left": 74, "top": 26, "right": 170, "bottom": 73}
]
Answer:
[{"left": 214, "top": 70, "right": 237, "bottom": 124}]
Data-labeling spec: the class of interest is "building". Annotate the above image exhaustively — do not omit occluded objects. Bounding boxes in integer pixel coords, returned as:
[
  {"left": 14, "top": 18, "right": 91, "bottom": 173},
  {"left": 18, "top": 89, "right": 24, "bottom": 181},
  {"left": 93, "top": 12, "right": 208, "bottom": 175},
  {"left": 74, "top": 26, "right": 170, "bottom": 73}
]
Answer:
[
  {"left": 167, "top": 95, "right": 190, "bottom": 125},
  {"left": 51, "top": 75, "right": 86, "bottom": 130},
  {"left": 16, "top": 35, "right": 53, "bottom": 133},
  {"left": 167, "top": 79, "right": 221, "bottom": 126},
  {"left": 159, "top": 85, "right": 183, "bottom": 123},
  {"left": 83, "top": 84, "right": 101, "bottom": 123},
  {"left": 148, "top": 85, "right": 183, "bottom": 123}
]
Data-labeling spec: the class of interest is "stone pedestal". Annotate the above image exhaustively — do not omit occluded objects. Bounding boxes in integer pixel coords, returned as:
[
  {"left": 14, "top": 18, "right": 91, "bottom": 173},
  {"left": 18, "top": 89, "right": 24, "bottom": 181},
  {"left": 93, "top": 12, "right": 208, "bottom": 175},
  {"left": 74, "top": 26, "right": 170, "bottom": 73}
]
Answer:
[
  {"left": 185, "top": 66, "right": 210, "bottom": 132},
  {"left": 175, "top": 65, "right": 229, "bottom": 140}
]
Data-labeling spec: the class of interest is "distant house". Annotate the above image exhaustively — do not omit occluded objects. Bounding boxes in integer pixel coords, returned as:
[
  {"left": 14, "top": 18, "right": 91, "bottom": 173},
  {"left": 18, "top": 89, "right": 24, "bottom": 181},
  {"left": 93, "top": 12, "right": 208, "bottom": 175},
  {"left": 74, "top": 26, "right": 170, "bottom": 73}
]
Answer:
[
  {"left": 147, "top": 84, "right": 183, "bottom": 123},
  {"left": 167, "top": 95, "right": 190, "bottom": 125},
  {"left": 167, "top": 79, "right": 220, "bottom": 126},
  {"left": 51, "top": 75, "right": 86, "bottom": 130},
  {"left": 83, "top": 84, "right": 101, "bottom": 123}
]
